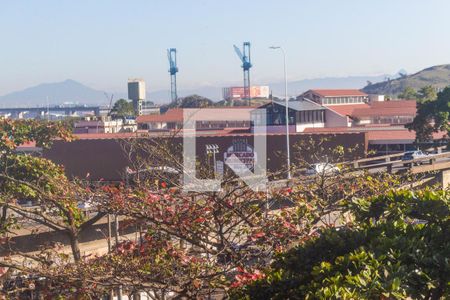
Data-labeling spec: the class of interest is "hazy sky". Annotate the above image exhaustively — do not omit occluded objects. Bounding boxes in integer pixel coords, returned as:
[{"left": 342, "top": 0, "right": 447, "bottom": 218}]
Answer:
[{"left": 1, "top": 0, "right": 449, "bottom": 95}]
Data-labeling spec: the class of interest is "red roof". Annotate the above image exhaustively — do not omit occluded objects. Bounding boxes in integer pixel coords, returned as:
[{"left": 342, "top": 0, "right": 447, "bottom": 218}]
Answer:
[
  {"left": 17, "top": 141, "right": 38, "bottom": 149},
  {"left": 136, "top": 109, "right": 183, "bottom": 123},
  {"left": 73, "top": 132, "right": 142, "bottom": 140},
  {"left": 304, "top": 127, "right": 447, "bottom": 142},
  {"left": 136, "top": 107, "right": 256, "bottom": 124},
  {"left": 352, "top": 100, "right": 417, "bottom": 117},
  {"left": 310, "top": 89, "right": 368, "bottom": 97},
  {"left": 366, "top": 130, "right": 416, "bottom": 141},
  {"left": 366, "top": 130, "right": 447, "bottom": 141},
  {"left": 369, "top": 100, "right": 416, "bottom": 108},
  {"left": 327, "top": 104, "right": 370, "bottom": 116},
  {"left": 326, "top": 100, "right": 417, "bottom": 118}
]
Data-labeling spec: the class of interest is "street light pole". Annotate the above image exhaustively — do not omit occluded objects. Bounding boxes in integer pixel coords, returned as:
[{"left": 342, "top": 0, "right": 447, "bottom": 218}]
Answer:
[
  {"left": 206, "top": 144, "right": 219, "bottom": 174},
  {"left": 269, "top": 46, "right": 291, "bottom": 179}
]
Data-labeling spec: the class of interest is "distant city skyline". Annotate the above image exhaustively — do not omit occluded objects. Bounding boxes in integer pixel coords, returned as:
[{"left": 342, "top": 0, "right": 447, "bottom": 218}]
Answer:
[{"left": 1, "top": 0, "right": 450, "bottom": 97}]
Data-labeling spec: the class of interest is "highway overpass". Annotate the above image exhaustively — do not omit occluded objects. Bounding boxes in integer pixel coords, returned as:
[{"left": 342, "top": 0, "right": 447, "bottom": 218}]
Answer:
[{"left": 0, "top": 105, "right": 101, "bottom": 117}]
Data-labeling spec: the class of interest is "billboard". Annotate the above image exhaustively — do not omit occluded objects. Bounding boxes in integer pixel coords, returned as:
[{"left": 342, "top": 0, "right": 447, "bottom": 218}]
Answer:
[{"left": 223, "top": 86, "right": 270, "bottom": 100}]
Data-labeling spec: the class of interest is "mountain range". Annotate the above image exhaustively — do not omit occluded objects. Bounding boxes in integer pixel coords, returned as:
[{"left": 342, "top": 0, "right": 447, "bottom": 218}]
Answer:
[
  {"left": 0, "top": 72, "right": 424, "bottom": 107},
  {"left": 362, "top": 64, "right": 450, "bottom": 95}
]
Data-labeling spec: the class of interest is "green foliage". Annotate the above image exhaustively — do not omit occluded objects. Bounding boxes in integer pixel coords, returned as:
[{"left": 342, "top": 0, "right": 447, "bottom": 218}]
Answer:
[
  {"left": 399, "top": 85, "right": 438, "bottom": 102},
  {"left": 398, "top": 87, "right": 418, "bottom": 100},
  {"left": 0, "top": 119, "right": 73, "bottom": 199},
  {"left": 111, "top": 98, "right": 135, "bottom": 118},
  {"left": 0, "top": 119, "right": 72, "bottom": 152},
  {"left": 161, "top": 94, "right": 214, "bottom": 112},
  {"left": 407, "top": 86, "right": 450, "bottom": 142},
  {"left": 0, "top": 119, "right": 97, "bottom": 265},
  {"left": 418, "top": 85, "right": 438, "bottom": 102},
  {"left": 0, "top": 155, "right": 67, "bottom": 199},
  {"left": 231, "top": 190, "right": 450, "bottom": 299}
]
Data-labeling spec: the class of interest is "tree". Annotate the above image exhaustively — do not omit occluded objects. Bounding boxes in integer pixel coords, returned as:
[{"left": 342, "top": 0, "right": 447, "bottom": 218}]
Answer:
[
  {"left": 74, "top": 137, "right": 407, "bottom": 298},
  {"left": 406, "top": 87, "right": 450, "bottom": 142},
  {"left": 0, "top": 122, "right": 417, "bottom": 298},
  {"left": 418, "top": 85, "right": 438, "bottom": 102},
  {"left": 231, "top": 189, "right": 450, "bottom": 299},
  {"left": 111, "top": 99, "right": 135, "bottom": 118},
  {"left": 161, "top": 95, "right": 214, "bottom": 112},
  {"left": 398, "top": 87, "right": 418, "bottom": 100},
  {"left": 0, "top": 119, "right": 109, "bottom": 295}
]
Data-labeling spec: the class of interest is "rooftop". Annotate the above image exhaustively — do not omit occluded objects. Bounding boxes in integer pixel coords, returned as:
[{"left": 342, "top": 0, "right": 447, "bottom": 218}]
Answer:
[
  {"left": 265, "top": 98, "right": 326, "bottom": 111},
  {"left": 370, "top": 100, "right": 416, "bottom": 108},
  {"left": 326, "top": 103, "right": 370, "bottom": 116},
  {"left": 366, "top": 130, "right": 447, "bottom": 142},
  {"left": 326, "top": 100, "right": 417, "bottom": 117},
  {"left": 70, "top": 129, "right": 366, "bottom": 141},
  {"left": 136, "top": 107, "right": 256, "bottom": 124},
  {"left": 303, "top": 126, "right": 447, "bottom": 142},
  {"left": 309, "top": 89, "right": 368, "bottom": 97},
  {"left": 136, "top": 108, "right": 183, "bottom": 123},
  {"left": 352, "top": 100, "right": 417, "bottom": 117}
]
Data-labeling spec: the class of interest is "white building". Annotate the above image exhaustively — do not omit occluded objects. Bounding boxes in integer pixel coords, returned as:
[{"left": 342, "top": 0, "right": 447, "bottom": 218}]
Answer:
[{"left": 74, "top": 117, "right": 137, "bottom": 134}]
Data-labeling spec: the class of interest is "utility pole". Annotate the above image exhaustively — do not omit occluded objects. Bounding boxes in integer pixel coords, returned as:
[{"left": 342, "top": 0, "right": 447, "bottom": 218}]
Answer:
[
  {"left": 269, "top": 46, "right": 291, "bottom": 179},
  {"left": 107, "top": 214, "right": 111, "bottom": 253}
]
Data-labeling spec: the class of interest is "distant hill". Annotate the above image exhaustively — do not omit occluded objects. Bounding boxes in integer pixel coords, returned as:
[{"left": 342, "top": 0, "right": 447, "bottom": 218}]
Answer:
[
  {"left": 0, "top": 79, "right": 109, "bottom": 107},
  {"left": 362, "top": 64, "right": 450, "bottom": 96},
  {"left": 0, "top": 73, "right": 397, "bottom": 107}
]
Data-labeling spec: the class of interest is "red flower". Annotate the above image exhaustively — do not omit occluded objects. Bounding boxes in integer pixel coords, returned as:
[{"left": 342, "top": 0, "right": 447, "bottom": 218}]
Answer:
[
  {"left": 249, "top": 231, "right": 266, "bottom": 241},
  {"left": 194, "top": 217, "right": 206, "bottom": 223},
  {"left": 230, "top": 267, "right": 265, "bottom": 288}
]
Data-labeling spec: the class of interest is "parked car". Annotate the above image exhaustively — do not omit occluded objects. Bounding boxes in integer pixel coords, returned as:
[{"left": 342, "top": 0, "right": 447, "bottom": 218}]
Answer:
[
  {"left": 402, "top": 150, "right": 428, "bottom": 166},
  {"left": 305, "top": 163, "right": 340, "bottom": 176}
]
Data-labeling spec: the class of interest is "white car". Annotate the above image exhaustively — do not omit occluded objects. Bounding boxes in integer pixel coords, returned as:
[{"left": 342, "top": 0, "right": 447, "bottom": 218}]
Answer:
[
  {"left": 305, "top": 163, "right": 340, "bottom": 176},
  {"left": 402, "top": 150, "right": 428, "bottom": 166}
]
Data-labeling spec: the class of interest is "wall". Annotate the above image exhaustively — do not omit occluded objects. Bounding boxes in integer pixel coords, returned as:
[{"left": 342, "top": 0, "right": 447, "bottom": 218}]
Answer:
[
  {"left": 44, "top": 132, "right": 367, "bottom": 181},
  {"left": 296, "top": 122, "right": 325, "bottom": 132},
  {"left": 255, "top": 125, "right": 296, "bottom": 134},
  {"left": 324, "top": 109, "right": 350, "bottom": 127}
]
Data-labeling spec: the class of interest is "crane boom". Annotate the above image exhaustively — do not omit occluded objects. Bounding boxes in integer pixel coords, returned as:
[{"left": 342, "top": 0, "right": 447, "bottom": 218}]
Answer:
[
  {"left": 233, "top": 42, "right": 252, "bottom": 101},
  {"left": 233, "top": 45, "right": 244, "bottom": 62},
  {"left": 104, "top": 92, "right": 114, "bottom": 116}
]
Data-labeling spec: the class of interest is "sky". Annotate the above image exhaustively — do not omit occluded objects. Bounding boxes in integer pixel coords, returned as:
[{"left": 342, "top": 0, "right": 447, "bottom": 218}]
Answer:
[{"left": 1, "top": 0, "right": 450, "bottom": 95}]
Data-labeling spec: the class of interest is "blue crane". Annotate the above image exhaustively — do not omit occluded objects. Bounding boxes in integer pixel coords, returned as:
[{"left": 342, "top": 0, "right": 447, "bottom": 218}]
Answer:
[
  {"left": 233, "top": 42, "right": 252, "bottom": 101},
  {"left": 167, "top": 48, "right": 179, "bottom": 103}
]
